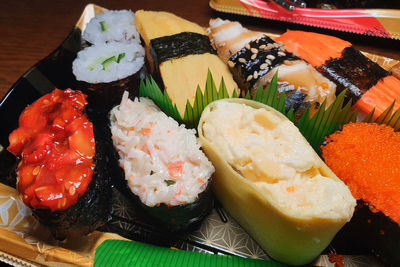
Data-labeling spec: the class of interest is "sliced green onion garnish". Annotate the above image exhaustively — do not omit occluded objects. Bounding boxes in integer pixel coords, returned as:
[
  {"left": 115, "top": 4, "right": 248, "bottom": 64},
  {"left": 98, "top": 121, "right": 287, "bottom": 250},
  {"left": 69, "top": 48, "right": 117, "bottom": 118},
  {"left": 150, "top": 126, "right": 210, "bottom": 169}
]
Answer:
[
  {"left": 164, "top": 180, "right": 176, "bottom": 186},
  {"left": 99, "top": 21, "right": 107, "bottom": 32},
  {"left": 117, "top": 53, "right": 126, "bottom": 63},
  {"left": 101, "top": 56, "right": 117, "bottom": 70}
]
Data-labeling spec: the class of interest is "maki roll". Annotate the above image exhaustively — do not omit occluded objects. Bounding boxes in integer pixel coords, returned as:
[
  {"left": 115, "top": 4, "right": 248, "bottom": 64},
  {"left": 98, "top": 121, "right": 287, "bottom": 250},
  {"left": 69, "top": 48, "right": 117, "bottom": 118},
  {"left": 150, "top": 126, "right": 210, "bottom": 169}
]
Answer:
[
  {"left": 73, "top": 9, "right": 146, "bottom": 117},
  {"left": 7, "top": 89, "right": 111, "bottom": 240},
  {"left": 135, "top": 10, "right": 238, "bottom": 117},
  {"left": 72, "top": 41, "right": 145, "bottom": 84},
  {"left": 208, "top": 18, "right": 336, "bottom": 119},
  {"left": 82, "top": 10, "right": 140, "bottom": 44},
  {"left": 276, "top": 30, "right": 400, "bottom": 118},
  {"left": 109, "top": 92, "right": 214, "bottom": 231}
]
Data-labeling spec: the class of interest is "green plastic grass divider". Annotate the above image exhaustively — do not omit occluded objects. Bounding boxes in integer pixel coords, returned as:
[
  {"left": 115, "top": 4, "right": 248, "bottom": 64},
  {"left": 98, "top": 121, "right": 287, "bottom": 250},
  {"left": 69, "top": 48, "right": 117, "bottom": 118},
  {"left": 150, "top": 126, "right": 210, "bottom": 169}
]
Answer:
[
  {"left": 94, "top": 240, "right": 288, "bottom": 267},
  {"left": 138, "top": 70, "right": 400, "bottom": 154}
]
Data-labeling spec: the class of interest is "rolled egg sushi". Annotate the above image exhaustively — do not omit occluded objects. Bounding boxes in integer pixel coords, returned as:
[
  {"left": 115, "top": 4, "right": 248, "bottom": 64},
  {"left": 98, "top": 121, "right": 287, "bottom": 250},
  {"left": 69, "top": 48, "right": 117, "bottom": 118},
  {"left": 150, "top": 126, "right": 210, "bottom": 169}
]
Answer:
[{"left": 198, "top": 98, "right": 356, "bottom": 265}]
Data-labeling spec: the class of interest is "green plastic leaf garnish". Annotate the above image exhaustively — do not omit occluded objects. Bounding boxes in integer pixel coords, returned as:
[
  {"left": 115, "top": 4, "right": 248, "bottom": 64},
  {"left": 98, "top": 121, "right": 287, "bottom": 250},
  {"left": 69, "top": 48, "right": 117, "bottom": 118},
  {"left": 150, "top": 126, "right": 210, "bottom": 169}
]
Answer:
[
  {"left": 183, "top": 71, "right": 235, "bottom": 129},
  {"left": 164, "top": 180, "right": 176, "bottom": 186},
  {"left": 138, "top": 69, "right": 399, "bottom": 155},
  {"left": 139, "top": 70, "right": 281, "bottom": 129},
  {"left": 296, "top": 91, "right": 357, "bottom": 154},
  {"left": 362, "top": 100, "right": 400, "bottom": 131},
  {"left": 99, "top": 21, "right": 107, "bottom": 32},
  {"left": 139, "top": 77, "right": 183, "bottom": 124}
]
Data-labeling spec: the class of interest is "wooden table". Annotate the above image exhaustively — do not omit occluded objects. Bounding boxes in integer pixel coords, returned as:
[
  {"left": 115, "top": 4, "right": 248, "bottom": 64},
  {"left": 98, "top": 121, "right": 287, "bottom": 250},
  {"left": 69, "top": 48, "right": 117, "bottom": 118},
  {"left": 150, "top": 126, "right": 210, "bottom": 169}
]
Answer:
[{"left": 0, "top": 0, "right": 399, "bottom": 99}]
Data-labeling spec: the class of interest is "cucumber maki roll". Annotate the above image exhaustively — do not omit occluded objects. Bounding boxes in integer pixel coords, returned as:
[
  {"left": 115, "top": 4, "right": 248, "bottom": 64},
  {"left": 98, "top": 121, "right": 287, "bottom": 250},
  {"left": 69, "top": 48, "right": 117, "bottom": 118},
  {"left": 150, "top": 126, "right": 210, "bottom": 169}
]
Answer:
[
  {"left": 7, "top": 89, "right": 112, "bottom": 240},
  {"left": 109, "top": 92, "right": 214, "bottom": 232},
  {"left": 73, "top": 9, "right": 146, "bottom": 117},
  {"left": 73, "top": 41, "right": 145, "bottom": 85},
  {"left": 73, "top": 40, "right": 146, "bottom": 117},
  {"left": 82, "top": 9, "right": 140, "bottom": 45}
]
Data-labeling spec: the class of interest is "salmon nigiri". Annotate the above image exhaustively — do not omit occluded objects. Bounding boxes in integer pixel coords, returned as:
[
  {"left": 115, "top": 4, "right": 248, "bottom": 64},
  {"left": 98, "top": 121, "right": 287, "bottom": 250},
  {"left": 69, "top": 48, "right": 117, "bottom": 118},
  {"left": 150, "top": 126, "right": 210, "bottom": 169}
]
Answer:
[
  {"left": 209, "top": 18, "right": 336, "bottom": 119},
  {"left": 276, "top": 30, "right": 400, "bottom": 118}
]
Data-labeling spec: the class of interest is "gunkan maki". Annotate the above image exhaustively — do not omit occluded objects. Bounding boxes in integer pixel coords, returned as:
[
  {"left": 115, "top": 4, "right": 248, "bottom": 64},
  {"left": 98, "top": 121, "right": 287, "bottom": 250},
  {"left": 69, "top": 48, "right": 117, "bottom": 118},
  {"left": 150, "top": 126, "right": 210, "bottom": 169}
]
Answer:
[
  {"left": 109, "top": 92, "right": 214, "bottom": 232},
  {"left": 7, "top": 88, "right": 112, "bottom": 240}
]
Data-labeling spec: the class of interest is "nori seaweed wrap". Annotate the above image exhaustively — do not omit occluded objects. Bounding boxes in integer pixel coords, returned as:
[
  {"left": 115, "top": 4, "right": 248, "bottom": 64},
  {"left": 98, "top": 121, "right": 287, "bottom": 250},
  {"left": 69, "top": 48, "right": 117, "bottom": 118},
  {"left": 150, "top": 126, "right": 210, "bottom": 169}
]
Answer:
[
  {"left": 109, "top": 92, "right": 214, "bottom": 232},
  {"left": 135, "top": 10, "right": 238, "bottom": 117},
  {"left": 7, "top": 89, "right": 112, "bottom": 240},
  {"left": 332, "top": 200, "right": 400, "bottom": 267},
  {"left": 319, "top": 46, "right": 390, "bottom": 104}
]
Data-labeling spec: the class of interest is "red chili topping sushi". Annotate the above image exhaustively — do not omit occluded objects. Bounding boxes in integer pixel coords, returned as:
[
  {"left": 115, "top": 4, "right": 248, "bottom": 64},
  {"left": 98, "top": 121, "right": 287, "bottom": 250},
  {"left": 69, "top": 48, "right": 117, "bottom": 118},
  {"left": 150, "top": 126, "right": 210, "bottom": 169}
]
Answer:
[{"left": 7, "top": 89, "right": 95, "bottom": 211}]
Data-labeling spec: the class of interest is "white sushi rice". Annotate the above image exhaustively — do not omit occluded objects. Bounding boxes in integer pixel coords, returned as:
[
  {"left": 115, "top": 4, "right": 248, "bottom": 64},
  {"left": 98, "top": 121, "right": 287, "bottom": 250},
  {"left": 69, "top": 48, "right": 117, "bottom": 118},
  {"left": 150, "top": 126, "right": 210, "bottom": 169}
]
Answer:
[
  {"left": 72, "top": 41, "right": 145, "bottom": 83},
  {"left": 110, "top": 92, "right": 214, "bottom": 207},
  {"left": 83, "top": 10, "right": 140, "bottom": 44}
]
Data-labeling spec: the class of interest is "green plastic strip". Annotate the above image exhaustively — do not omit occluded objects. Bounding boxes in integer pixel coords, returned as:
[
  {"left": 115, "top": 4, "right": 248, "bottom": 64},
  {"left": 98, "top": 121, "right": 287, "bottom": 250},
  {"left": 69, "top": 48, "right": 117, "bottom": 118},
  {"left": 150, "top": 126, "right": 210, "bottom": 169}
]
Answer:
[{"left": 94, "top": 240, "right": 287, "bottom": 267}]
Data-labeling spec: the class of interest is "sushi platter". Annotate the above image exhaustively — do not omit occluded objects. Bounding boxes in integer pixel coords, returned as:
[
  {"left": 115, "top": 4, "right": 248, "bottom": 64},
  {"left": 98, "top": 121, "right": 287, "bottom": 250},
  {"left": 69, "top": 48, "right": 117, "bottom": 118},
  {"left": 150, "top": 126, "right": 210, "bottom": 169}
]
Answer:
[{"left": 0, "top": 3, "right": 400, "bottom": 267}]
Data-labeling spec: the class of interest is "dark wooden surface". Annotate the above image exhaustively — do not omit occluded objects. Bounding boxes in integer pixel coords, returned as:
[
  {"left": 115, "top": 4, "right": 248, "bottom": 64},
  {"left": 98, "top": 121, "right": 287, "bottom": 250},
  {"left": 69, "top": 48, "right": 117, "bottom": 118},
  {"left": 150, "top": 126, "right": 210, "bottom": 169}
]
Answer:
[{"left": 0, "top": 0, "right": 399, "bottom": 100}]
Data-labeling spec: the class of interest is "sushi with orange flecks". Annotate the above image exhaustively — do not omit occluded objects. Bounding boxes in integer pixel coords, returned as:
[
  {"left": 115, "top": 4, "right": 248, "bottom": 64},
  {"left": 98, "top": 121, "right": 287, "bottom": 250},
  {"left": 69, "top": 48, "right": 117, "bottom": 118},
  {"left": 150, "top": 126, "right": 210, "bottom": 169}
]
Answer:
[{"left": 109, "top": 92, "right": 215, "bottom": 232}]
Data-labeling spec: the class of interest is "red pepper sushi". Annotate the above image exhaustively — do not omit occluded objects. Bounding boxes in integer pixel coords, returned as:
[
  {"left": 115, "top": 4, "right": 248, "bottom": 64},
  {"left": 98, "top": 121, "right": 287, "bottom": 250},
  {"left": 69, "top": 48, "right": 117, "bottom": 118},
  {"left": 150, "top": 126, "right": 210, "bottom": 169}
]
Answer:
[{"left": 7, "top": 88, "right": 111, "bottom": 240}]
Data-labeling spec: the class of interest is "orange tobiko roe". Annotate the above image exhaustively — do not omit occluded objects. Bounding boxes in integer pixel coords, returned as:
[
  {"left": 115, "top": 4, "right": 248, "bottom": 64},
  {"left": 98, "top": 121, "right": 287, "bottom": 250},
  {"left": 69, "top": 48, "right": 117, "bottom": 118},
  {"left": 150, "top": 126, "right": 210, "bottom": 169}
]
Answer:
[
  {"left": 7, "top": 89, "right": 95, "bottom": 212},
  {"left": 321, "top": 122, "right": 400, "bottom": 225}
]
